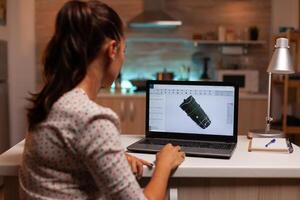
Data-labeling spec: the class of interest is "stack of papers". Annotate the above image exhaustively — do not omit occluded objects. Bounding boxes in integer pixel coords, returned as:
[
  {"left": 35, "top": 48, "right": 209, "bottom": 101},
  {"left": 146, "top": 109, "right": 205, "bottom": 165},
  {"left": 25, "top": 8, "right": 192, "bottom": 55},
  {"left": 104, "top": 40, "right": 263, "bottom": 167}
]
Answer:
[{"left": 248, "top": 138, "right": 292, "bottom": 153}]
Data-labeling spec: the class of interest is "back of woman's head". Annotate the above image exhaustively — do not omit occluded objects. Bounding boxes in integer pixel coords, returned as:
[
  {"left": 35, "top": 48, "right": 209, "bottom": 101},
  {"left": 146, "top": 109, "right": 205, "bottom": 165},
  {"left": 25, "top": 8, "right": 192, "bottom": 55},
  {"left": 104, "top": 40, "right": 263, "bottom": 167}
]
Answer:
[{"left": 27, "top": 0, "right": 124, "bottom": 130}]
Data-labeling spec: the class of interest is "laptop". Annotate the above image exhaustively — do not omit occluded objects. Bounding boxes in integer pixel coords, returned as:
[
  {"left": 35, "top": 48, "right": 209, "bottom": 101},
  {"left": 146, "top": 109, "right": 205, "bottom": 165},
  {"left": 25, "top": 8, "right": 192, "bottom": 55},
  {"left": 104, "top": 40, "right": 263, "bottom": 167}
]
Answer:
[{"left": 127, "top": 80, "right": 239, "bottom": 159}]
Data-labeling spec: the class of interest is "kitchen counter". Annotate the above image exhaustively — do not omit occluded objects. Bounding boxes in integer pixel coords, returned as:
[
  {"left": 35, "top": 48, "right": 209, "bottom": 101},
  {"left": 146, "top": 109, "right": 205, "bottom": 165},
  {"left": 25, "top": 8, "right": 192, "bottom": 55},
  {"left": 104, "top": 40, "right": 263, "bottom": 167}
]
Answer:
[
  {"left": 97, "top": 89, "right": 267, "bottom": 99},
  {"left": 97, "top": 89, "right": 146, "bottom": 98}
]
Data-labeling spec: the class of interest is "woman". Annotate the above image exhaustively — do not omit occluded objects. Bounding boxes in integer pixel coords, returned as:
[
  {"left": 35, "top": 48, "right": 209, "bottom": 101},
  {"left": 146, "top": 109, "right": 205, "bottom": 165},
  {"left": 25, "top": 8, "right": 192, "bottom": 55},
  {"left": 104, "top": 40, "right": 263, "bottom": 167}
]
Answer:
[{"left": 19, "top": 1, "right": 185, "bottom": 199}]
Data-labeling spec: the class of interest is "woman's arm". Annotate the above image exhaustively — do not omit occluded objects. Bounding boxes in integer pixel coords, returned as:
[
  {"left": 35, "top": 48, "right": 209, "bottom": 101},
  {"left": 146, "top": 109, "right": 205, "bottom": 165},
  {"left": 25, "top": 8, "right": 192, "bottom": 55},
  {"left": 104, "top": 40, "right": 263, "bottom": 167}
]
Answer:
[
  {"left": 144, "top": 144, "right": 185, "bottom": 200},
  {"left": 143, "top": 163, "right": 171, "bottom": 200},
  {"left": 125, "top": 145, "right": 185, "bottom": 200},
  {"left": 125, "top": 153, "right": 173, "bottom": 200}
]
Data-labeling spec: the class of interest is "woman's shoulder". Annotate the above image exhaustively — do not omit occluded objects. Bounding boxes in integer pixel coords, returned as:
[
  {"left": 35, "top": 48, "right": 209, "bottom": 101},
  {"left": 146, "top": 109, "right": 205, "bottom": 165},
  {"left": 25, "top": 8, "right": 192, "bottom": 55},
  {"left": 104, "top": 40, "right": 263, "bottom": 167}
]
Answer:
[{"left": 50, "top": 88, "right": 120, "bottom": 127}]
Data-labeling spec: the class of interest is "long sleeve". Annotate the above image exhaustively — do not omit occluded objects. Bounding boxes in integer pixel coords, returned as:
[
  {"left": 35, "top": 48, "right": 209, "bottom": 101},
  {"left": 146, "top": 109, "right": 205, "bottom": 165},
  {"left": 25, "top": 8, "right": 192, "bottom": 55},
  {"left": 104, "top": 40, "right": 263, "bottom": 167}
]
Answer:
[{"left": 73, "top": 116, "right": 147, "bottom": 200}]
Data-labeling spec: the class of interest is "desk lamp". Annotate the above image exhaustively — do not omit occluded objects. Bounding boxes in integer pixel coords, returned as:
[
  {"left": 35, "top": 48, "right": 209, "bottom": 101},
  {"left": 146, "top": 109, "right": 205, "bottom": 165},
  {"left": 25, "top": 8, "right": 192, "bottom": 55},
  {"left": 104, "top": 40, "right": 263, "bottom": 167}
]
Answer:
[{"left": 248, "top": 37, "right": 295, "bottom": 138}]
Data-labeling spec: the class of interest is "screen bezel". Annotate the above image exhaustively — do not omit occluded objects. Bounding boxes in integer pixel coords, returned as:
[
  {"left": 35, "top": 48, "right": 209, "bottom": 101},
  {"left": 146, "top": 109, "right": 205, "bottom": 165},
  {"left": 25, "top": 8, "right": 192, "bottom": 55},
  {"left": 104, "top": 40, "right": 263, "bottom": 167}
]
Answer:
[{"left": 145, "top": 80, "right": 239, "bottom": 143}]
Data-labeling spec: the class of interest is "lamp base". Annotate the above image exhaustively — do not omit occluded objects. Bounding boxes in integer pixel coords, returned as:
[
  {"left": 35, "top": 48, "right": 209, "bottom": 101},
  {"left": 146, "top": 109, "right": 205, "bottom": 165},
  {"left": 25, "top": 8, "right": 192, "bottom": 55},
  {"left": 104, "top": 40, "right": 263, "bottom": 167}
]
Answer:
[{"left": 247, "top": 129, "right": 285, "bottom": 139}]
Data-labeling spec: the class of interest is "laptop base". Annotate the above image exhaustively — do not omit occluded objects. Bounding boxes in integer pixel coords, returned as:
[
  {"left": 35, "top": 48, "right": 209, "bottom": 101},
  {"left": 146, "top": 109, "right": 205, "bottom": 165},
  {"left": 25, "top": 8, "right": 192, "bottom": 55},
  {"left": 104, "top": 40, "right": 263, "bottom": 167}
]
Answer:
[{"left": 127, "top": 138, "right": 236, "bottom": 159}]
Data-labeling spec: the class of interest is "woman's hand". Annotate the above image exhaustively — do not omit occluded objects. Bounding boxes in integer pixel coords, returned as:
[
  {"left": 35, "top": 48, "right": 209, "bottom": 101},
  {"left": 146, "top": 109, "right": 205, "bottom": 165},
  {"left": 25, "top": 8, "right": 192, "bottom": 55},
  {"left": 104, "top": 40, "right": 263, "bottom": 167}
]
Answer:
[
  {"left": 155, "top": 144, "right": 185, "bottom": 171},
  {"left": 125, "top": 153, "right": 153, "bottom": 179},
  {"left": 143, "top": 144, "right": 185, "bottom": 200}
]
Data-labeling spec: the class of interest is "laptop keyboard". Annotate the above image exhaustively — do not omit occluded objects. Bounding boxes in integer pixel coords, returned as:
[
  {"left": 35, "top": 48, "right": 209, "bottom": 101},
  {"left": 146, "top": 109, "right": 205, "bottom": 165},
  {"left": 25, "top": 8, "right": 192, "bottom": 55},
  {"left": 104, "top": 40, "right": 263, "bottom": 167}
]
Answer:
[{"left": 143, "top": 138, "right": 232, "bottom": 150}]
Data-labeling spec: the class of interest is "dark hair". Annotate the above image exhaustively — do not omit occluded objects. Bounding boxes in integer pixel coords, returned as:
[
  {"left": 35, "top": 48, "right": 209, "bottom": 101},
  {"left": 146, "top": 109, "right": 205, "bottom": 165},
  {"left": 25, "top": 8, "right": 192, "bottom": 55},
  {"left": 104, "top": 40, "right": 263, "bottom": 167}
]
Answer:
[{"left": 27, "top": 0, "right": 124, "bottom": 130}]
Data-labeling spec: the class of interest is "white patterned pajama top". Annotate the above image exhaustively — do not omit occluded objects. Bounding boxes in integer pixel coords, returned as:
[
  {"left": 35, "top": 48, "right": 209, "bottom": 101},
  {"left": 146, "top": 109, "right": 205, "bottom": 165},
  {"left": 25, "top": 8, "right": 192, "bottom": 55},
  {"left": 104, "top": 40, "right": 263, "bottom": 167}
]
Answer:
[{"left": 19, "top": 88, "right": 147, "bottom": 200}]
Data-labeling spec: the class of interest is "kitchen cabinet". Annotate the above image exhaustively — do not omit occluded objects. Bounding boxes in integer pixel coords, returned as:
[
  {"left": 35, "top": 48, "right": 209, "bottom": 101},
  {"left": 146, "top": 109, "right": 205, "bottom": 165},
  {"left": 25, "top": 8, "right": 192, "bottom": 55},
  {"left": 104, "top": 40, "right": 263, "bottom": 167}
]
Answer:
[
  {"left": 193, "top": 40, "right": 266, "bottom": 46},
  {"left": 96, "top": 93, "right": 267, "bottom": 136},
  {"left": 95, "top": 95, "right": 146, "bottom": 135},
  {"left": 238, "top": 98, "right": 267, "bottom": 135},
  {"left": 273, "top": 78, "right": 300, "bottom": 134}
]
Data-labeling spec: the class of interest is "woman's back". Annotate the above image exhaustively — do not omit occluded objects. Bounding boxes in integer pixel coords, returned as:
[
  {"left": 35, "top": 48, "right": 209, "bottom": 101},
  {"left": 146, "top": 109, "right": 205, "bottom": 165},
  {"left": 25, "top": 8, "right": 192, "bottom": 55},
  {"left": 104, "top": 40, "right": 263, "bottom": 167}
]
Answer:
[{"left": 19, "top": 88, "right": 145, "bottom": 199}]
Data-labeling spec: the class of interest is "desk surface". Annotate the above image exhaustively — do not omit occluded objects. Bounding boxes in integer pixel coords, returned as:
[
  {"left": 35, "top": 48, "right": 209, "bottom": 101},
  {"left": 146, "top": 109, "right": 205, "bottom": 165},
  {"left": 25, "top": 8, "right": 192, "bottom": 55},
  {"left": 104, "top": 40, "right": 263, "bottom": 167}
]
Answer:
[{"left": 1, "top": 136, "right": 300, "bottom": 178}]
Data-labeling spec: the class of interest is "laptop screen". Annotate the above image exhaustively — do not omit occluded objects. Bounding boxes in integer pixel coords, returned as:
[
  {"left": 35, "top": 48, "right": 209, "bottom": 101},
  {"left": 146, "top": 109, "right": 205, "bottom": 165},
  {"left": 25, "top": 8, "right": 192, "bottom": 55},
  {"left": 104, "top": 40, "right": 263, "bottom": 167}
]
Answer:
[{"left": 148, "top": 82, "right": 236, "bottom": 137}]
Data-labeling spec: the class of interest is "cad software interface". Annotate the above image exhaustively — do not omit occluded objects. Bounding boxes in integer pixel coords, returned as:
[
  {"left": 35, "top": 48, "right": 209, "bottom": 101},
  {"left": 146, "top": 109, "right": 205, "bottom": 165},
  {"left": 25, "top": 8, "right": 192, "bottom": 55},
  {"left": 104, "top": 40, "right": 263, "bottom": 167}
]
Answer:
[{"left": 148, "top": 84, "right": 235, "bottom": 136}]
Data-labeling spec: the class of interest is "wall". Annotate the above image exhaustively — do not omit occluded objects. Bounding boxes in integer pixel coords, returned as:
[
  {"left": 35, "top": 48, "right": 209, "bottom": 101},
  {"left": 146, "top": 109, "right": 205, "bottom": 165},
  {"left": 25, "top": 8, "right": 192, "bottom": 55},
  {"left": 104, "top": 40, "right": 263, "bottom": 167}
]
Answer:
[
  {"left": 35, "top": 0, "right": 143, "bottom": 83},
  {"left": 271, "top": 0, "right": 299, "bottom": 34},
  {"left": 0, "top": 0, "right": 36, "bottom": 147},
  {"left": 0, "top": 26, "right": 7, "bottom": 40},
  {"left": 0, "top": 5, "right": 8, "bottom": 155},
  {"left": 35, "top": 0, "right": 272, "bottom": 92}
]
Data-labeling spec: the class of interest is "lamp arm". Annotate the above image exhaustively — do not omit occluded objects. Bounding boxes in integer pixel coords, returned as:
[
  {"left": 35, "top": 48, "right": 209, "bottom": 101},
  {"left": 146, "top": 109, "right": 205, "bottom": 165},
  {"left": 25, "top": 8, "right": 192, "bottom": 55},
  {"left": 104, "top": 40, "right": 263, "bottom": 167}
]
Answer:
[{"left": 266, "top": 72, "right": 273, "bottom": 132}]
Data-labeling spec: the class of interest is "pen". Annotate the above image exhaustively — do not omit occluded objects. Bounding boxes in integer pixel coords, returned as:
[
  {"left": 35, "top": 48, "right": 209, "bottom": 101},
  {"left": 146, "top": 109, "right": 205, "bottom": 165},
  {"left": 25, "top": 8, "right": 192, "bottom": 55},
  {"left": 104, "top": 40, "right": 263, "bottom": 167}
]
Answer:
[{"left": 265, "top": 138, "right": 276, "bottom": 147}]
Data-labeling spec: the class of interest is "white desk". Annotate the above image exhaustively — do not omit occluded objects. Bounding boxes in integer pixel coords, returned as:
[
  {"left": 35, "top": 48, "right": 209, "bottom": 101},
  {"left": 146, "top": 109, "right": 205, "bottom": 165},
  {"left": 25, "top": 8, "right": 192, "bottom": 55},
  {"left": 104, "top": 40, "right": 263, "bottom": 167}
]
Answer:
[
  {"left": 124, "top": 135, "right": 300, "bottom": 178},
  {"left": 1, "top": 136, "right": 300, "bottom": 200}
]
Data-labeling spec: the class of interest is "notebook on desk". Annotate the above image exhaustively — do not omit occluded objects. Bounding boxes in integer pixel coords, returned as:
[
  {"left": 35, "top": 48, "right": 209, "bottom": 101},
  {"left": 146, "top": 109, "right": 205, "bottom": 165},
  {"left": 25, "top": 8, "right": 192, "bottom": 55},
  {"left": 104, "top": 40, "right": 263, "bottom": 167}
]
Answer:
[
  {"left": 127, "top": 80, "right": 239, "bottom": 159},
  {"left": 248, "top": 138, "right": 293, "bottom": 153}
]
